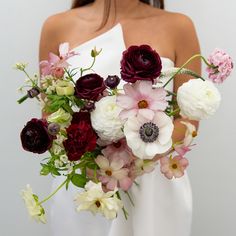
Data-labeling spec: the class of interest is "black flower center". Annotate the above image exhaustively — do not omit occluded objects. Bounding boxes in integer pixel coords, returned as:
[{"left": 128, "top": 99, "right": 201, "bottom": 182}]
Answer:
[
  {"left": 95, "top": 200, "right": 101, "bottom": 208},
  {"left": 139, "top": 122, "right": 159, "bottom": 143}
]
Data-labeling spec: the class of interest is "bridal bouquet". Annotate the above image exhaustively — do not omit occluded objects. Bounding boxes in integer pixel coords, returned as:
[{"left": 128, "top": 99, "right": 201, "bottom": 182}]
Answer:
[{"left": 15, "top": 43, "right": 233, "bottom": 223}]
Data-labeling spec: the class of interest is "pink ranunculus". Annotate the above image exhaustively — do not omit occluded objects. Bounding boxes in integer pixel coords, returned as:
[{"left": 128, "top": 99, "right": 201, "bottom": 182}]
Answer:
[
  {"left": 206, "top": 48, "right": 233, "bottom": 83},
  {"left": 160, "top": 155, "right": 189, "bottom": 179},
  {"left": 102, "top": 139, "right": 135, "bottom": 166},
  {"left": 95, "top": 155, "right": 133, "bottom": 191},
  {"left": 117, "top": 80, "right": 168, "bottom": 120}
]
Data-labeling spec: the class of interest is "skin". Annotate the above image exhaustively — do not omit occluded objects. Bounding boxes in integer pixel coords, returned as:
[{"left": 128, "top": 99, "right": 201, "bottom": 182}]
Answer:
[{"left": 39, "top": 0, "right": 201, "bottom": 148}]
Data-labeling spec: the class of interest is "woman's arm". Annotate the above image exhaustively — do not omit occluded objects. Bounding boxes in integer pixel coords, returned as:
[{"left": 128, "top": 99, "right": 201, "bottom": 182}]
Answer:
[{"left": 172, "top": 13, "right": 201, "bottom": 143}]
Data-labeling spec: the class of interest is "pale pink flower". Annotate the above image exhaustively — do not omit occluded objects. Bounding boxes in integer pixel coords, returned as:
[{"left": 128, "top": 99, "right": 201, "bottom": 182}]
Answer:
[
  {"left": 160, "top": 155, "right": 189, "bottom": 179},
  {"left": 40, "top": 42, "right": 77, "bottom": 76},
  {"left": 95, "top": 155, "right": 133, "bottom": 191},
  {"left": 206, "top": 48, "right": 233, "bottom": 83},
  {"left": 117, "top": 81, "right": 168, "bottom": 120},
  {"left": 102, "top": 139, "right": 134, "bottom": 166},
  {"left": 174, "top": 144, "right": 193, "bottom": 157}
]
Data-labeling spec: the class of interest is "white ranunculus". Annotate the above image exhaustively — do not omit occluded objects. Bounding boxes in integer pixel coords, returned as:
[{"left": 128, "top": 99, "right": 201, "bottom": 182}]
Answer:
[
  {"left": 91, "top": 96, "right": 125, "bottom": 142},
  {"left": 74, "top": 181, "right": 123, "bottom": 220},
  {"left": 177, "top": 79, "right": 221, "bottom": 121},
  {"left": 21, "top": 185, "right": 46, "bottom": 224}
]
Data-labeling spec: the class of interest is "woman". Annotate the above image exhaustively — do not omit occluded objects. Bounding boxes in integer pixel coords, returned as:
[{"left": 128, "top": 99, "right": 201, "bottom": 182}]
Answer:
[{"left": 39, "top": 0, "right": 201, "bottom": 235}]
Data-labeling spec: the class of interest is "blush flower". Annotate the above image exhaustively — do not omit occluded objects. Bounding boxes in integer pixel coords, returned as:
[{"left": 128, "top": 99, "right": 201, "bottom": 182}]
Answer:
[
  {"left": 207, "top": 48, "right": 233, "bottom": 83},
  {"left": 160, "top": 155, "right": 189, "bottom": 179},
  {"left": 124, "top": 112, "right": 174, "bottom": 159},
  {"left": 40, "top": 42, "right": 77, "bottom": 76},
  {"left": 95, "top": 155, "right": 133, "bottom": 191},
  {"left": 74, "top": 181, "right": 123, "bottom": 220},
  {"left": 117, "top": 81, "right": 168, "bottom": 120}
]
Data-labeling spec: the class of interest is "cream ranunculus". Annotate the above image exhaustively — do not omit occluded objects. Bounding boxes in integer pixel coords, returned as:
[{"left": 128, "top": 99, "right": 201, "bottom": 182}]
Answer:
[
  {"left": 91, "top": 96, "right": 125, "bottom": 142},
  {"left": 74, "top": 181, "right": 123, "bottom": 220},
  {"left": 177, "top": 79, "right": 221, "bottom": 121},
  {"left": 55, "top": 81, "right": 75, "bottom": 96},
  {"left": 21, "top": 185, "right": 46, "bottom": 224}
]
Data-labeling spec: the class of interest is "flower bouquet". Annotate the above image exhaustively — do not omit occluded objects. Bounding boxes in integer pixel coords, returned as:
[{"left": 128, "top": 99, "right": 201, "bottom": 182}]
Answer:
[{"left": 15, "top": 43, "right": 233, "bottom": 223}]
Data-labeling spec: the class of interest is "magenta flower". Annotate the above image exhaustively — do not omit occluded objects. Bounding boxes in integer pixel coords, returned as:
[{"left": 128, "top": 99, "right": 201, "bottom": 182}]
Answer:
[
  {"left": 160, "top": 155, "right": 189, "bottom": 179},
  {"left": 206, "top": 48, "right": 233, "bottom": 83},
  {"left": 40, "top": 42, "right": 77, "bottom": 76},
  {"left": 102, "top": 139, "right": 134, "bottom": 166},
  {"left": 117, "top": 81, "right": 168, "bottom": 120},
  {"left": 95, "top": 155, "right": 133, "bottom": 191}
]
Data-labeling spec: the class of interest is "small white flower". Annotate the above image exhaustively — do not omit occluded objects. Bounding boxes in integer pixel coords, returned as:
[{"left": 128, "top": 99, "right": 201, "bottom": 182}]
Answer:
[
  {"left": 180, "top": 121, "right": 197, "bottom": 146},
  {"left": 124, "top": 112, "right": 174, "bottom": 159},
  {"left": 60, "top": 154, "right": 69, "bottom": 163},
  {"left": 14, "top": 62, "right": 28, "bottom": 71},
  {"left": 54, "top": 159, "right": 63, "bottom": 168},
  {"left": 91, "top": 96, "right": 125, "bottom": 142},
  {"left": 177, "top": 79, "right": 221, "bottom": 121},
  {"left": 74, "top": 181, "right": 123, "bottom": 220},
  {"left": 21, "top": 185, "right": 46, "bottom": 224}
]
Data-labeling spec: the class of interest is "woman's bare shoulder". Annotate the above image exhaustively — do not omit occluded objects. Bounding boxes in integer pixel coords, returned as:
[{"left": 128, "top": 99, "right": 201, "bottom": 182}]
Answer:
[{"left": 39, "top": 9, "right": 80, "bottom": 60}]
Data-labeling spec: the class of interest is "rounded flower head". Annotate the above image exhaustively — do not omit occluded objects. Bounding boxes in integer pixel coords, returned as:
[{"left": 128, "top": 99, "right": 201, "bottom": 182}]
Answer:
[
  {"left": 63, "top": 114, "right": 97, "bottom": 161},
  {"left": 177, "top": 79, "right": 221, "bottom": 121},
  {"left": 95, "top": 155, "right": 133, "bottom": 191},
  {"left": 91, "top": 96, "right": 125, "bottom": 142},
  {"left": 117, "top": 81, "right": 168, "bottom": 120},
  {"left": 207, "top": 48, "right": 233, "bottom": 83},
  {"left": 160, "top": 155, "right": 189, "bottom": 179},
  {"left": 74, "top": 181, "right": 123, "bottom": 220},
  {"left": 124, "top": 112, "right": 174, "bottom": 159},
  {"left": 20, "top": 118, "right": 53, "bottom": 154},
  {"left": 47, "top": 108, "right": 72, "bottom": 127},
  {"left": 21, "top": 185, "right": 46, "bottom": 224},
  {"left": 75, "top": 73, "right": 106, "bottom": 101},
  {"left": 121, "top": 45, "right": 162, "bottom": 83}
]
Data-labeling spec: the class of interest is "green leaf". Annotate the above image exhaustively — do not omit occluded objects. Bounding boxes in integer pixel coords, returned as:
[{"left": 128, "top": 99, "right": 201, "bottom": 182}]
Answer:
[
  {"left": 71, "top": 174, "right": 87, "bottom": 188},
  {"left": 40, "top": 164, "right": 50, "bottom": 176}
]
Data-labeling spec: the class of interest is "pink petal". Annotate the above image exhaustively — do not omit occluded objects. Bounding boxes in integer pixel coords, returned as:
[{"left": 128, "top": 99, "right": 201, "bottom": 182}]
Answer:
[
  {"left": 123, "top": 83, "right": 138, "bottom": 98},
  {"left": 119, "top": 177, "right": 133, "bottom": 191},
  {"left": 95, "top": 156, "right": 110, "bottom": 169},
  {"left": 48, "top": 52, "right": 59, "bottom": 64},
  {"left": 138, "top": 109, "right": 155, "bottom": 120},
  {"left": 113, "top": 169, "right": 129, "bottom": 179},
  {"left": 110, "top": 159, "right": 124, "bottom": 171},
  {"left": 117, "top": 94, "right": 136, "bottom": 109},
  {"left": 136, "top": 81, "right": 153, "bottom": 95},
  {"left": 106, "top": 179, "right": 117, "bottom": 190},
  {"left": 119, "top": 109, "right": 138, "bottom": 120}
]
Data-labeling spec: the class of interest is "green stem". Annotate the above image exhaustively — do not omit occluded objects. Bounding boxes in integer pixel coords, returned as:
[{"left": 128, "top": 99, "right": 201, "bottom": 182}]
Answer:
[
  {"left": 116, "top": 191, "right": 128, "bottom": 220},
  {"left": 62, "top": 103, "right": 74, "bottom": 115},
  {"left": 39, "top": 179, "right": 67, "bottom": 205},
  {"left": 80, "top": 57, "right": 96, "bottom": 76},
  {"left": 163, "top": 54, "right": 210, "bottom": 88},
  {"left": 23, "top": 69, "right": 37, "bottom": 87},
  {"left": 125, "top": 191, "right": 135, "bottom": 207},
  {"left": 17, "top": 94, "right": 28, "bottom": 104},
  {"left": 167, "top": 108, "right": 180, "bottom": 117}
]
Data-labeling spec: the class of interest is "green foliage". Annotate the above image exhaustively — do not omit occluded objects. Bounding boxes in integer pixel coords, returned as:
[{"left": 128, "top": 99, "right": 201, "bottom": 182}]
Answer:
[{"left": 71, "top": 174, "right": 87, "bottom": 188}]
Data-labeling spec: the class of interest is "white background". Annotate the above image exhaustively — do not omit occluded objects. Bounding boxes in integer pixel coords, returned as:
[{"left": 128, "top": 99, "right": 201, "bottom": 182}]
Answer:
[{"left": 0, "top": 0, "right": 235, "bottom": 235}]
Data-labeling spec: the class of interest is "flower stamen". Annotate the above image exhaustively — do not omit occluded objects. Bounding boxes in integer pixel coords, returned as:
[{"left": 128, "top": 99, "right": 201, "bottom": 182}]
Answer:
[
  {"left": 95, "top": 200, "right": 101, "bottom": 208},
  {"left": 138, "top": 100, "right": 148, "bottom": 109},
  {"left": 139, "top": 122, "right": 159, "bottom": 143},
  {"left": 105, "top": 170, "right": 112, "bottom": 176}
]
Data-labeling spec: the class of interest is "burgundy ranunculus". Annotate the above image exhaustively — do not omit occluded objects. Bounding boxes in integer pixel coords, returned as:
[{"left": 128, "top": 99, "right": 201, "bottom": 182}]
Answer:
[
  {"left": 75, "top": 73, "right": 106, "bottom": 101},
  {"left": 120, "top": 45, "right": 162, "bottom": 83},
  {"left": 20, "top": 118, "right": 53, "bottom": 154},
  {"left": 71, "top": 111, "right": 91, "bottom": 124},
  {"left": 63, "top": 115, "right": 97, "bottom": 161}
]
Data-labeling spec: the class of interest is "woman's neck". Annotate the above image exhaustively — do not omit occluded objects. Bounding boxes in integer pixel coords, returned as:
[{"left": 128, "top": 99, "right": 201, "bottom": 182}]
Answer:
[{"left": 92, "top": 0, "right": 141, "bottom": 23}]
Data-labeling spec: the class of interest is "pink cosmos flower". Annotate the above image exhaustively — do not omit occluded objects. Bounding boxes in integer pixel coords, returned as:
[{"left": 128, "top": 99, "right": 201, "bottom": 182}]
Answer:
[
  {"left": 116, "top": 81, "right": 168, "bottom": 120},
  {"left": 102, "top": 139, "right": 134, "bottom": 166},
  {"left": 40, "top": 42, "right": 77, "bottom": 76},
  {"left": 206, "top": 48, "right": 233, "bottom": 83},
  {"left": 160, "top": 155, "right": 189, "bottom": 179},
  {"left": 95, "top": 155, "right": 133, "bottom": 191}
]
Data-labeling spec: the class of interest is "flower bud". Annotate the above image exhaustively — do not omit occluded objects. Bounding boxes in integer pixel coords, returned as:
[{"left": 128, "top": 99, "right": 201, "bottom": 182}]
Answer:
[
  {"left": 56, "top": 81, "right": 75, "bottom": 96},
  {"left": 105, "top": 75, "right": 120, "bottom": 89},
  {"left": 52, "top": 67, "right": 65, "bottom": 79},
  {"left": 84, "top": 101, "right": 95, "bottom": 111},
  {"left": 27, "top": 88, "right": 40, "bottom": 98},
  {"left": 48, "top": 123, "right": 60, "bottom": 135}
]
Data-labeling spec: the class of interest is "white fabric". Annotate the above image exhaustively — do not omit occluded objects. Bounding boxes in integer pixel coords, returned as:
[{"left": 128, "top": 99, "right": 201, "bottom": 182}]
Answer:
[{"left": 50, "top": 23, "right": 192, "bottom": 236}]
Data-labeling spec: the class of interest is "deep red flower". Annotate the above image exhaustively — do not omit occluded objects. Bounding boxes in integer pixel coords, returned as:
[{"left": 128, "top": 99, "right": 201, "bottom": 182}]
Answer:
[
  {"left": 120, "top": 45, "right": 162, "bottom": 83},
  {"left": 20, "top": 118, "right": 53, "bottom": 154},
  {"left": 75, "top": 73, "right": 106, "bottom": 101},
  {"left": 63, "top": 115, "right": 97, "bottom": 161},
  {"left": 71, "top": 111, "right": 91, "bottom": 125}
]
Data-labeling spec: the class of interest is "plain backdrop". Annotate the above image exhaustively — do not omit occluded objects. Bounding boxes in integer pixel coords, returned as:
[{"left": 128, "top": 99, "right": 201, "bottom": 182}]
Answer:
[{"left": 1, "top": 0, "right": 235, "bottom": 235}]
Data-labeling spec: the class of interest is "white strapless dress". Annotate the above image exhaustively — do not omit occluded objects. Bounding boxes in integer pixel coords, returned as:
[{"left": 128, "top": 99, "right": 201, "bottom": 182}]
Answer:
[{"left": 50, "top": 23, "right": 192, "bottom": 236}]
